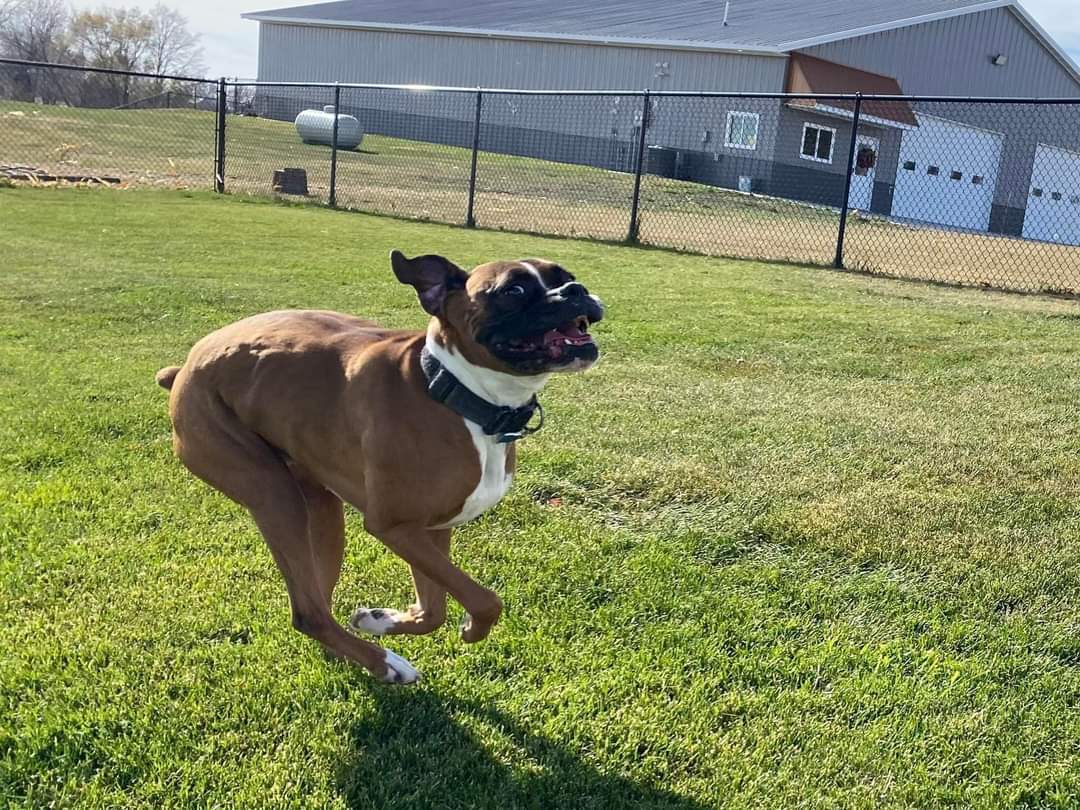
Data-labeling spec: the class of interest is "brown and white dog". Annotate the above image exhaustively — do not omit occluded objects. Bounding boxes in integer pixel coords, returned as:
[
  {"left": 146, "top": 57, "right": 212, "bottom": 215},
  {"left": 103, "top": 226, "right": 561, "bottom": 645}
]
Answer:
[{"left": 155, "top": 252, "right": 603, "bottom": 684}]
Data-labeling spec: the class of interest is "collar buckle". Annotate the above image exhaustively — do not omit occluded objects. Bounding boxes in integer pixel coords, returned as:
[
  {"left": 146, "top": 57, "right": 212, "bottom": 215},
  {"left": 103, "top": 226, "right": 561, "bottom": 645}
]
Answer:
[{"left": 493, "top": 400, "right": 544, "bottom": 444}]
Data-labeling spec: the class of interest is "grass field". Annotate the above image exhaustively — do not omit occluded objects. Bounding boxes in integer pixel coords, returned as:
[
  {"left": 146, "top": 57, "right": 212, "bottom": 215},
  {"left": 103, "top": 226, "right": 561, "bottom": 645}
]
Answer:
[
  {"left": 3, "top": 101, "right": 1079, "bottom": 295},
  {"left": 5, "top": 187, "right": 1080, "bottom": 808}
]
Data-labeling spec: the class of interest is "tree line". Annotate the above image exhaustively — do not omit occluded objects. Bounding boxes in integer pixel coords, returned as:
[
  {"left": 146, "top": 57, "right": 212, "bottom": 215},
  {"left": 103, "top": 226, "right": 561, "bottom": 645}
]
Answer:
[{"left": 0, "top": 0, "right": 205, "bottom": 107}]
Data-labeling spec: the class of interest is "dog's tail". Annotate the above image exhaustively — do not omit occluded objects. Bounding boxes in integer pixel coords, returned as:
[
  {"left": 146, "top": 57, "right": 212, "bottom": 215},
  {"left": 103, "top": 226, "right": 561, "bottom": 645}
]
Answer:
[{"left": 155, "top": 366, "right": 181, "bottom": 390}]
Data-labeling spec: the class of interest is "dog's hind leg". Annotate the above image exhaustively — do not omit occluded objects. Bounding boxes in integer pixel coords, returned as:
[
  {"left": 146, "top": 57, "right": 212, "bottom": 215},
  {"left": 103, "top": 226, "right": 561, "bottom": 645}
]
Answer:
[
  {"left": 349, "top": 529, "right": 449, "bottom": 637},
  {"left": 289, "top": 463, "right": 346, "bottom": 607},
  {"left": 171, "top": 396, "right": 419, "bottom": 684}
]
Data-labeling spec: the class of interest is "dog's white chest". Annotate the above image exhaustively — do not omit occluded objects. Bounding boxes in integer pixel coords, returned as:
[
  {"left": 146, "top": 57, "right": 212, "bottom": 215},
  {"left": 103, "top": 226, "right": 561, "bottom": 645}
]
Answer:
[{"left": 435, "top": 421, "right": 512, "bottom": 529}]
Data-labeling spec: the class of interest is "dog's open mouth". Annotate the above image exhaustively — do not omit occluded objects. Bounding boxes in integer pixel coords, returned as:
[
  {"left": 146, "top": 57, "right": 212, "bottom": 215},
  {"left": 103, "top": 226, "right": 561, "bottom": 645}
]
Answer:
[{"left": 504, "top": 316, "right": 594, "bottom": 360}]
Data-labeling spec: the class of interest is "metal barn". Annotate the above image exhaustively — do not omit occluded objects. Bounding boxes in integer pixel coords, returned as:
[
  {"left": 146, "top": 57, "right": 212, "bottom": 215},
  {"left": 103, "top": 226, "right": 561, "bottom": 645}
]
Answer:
[{"left": 244, "top": 0, "right": 1080, "bottom": 242}]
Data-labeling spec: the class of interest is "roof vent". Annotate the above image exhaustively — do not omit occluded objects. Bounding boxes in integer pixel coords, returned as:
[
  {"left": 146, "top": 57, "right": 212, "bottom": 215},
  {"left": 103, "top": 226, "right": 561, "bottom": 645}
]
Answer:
[{"left": 992, "top": 53, "right": 1008, "bottom": 66}]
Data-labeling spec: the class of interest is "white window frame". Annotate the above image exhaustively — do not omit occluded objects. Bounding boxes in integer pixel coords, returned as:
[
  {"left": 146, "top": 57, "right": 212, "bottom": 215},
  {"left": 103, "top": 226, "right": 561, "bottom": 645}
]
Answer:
[
  {"left": 724, "top": 110, "right": 759, "bottom": 150},
  {"left": 800, "top": 122, "right": 836, "bottom": 164}
]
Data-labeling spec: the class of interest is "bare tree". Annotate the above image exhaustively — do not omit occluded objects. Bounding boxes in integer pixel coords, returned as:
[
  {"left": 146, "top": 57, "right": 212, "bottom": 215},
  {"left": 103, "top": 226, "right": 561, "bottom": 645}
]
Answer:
[
  {"left": 70, "top": 9, "right": 154, "bottom": 71},
  {"left": 70, "top": 8, "right": 154, "bottom": 105},
  {"left": 1, "top": 2, "right": 205, "bottom": 106},
  {"left": 0, "top": 0, "right": 71, "bottom": 62},
  {"left": 0, "top": 0, "right": 73, "bottom": 101},
  {"left": 144, "top": 4, "right": 204, "bottom": 77}
]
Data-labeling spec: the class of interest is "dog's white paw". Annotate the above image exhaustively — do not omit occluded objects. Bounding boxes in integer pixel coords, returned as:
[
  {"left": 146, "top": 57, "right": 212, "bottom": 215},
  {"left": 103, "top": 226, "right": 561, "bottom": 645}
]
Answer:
[
  {"left": 349, "top": 607, "right": 403, "bottom": 636},
  {"left": 459, "top": 612, "right": 482, "bottom": 642},
  {"left": 381, "top": 650, "right": 420, "bottom": 684}
]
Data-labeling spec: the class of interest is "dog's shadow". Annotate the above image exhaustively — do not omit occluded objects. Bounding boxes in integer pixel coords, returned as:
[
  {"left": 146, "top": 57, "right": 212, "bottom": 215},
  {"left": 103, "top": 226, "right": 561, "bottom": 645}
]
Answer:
[{"left": 336, "top": 686, "right": 712, "bottom": 809}]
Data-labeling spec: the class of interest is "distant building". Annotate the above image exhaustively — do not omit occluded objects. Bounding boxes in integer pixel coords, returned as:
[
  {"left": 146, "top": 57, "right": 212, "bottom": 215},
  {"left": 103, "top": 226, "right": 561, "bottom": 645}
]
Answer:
[{"left": 244, "top": 0, "right": 1080, "bottom": 243}]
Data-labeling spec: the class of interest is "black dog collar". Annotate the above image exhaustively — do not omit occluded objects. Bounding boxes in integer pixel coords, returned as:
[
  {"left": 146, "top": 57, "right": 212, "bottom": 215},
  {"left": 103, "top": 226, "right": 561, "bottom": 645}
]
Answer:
[{"left": 420, "top": 347, "right": 544, "bottom": 443}]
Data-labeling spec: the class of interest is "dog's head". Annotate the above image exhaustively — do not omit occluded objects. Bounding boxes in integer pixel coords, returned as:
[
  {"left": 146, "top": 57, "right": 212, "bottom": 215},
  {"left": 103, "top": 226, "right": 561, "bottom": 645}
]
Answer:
[{"left": 391, "top": 251, "right": 603, "bottom": 375}]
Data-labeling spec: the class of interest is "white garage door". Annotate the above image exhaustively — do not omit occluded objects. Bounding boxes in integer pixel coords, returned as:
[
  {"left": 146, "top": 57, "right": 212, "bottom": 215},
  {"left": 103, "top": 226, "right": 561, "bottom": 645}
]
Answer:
[
  {"left": 892, "top": 114, "right": 1003, "bottom": 232},
  {"left": 1022, "top": 144, "right": 1080, "bottom": 246}
]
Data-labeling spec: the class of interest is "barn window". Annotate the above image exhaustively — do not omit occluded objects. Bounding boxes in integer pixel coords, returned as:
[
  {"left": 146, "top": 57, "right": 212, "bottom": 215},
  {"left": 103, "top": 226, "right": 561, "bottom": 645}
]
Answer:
[
  {"left": 1051, "top": 192, "right": 1063, "bottom": 201},
  {"left": 724, "top": 111, "right": 759, "bottom": 150},
  {"left": 800, "top": 123, "right": 835, "bottom": 163},
  {"left": 927, "top": 166, "right": 940, "bottom": 176},
  {"left": 950, "top": 170, "right": 963, "bottom": 181},
  {"left": 972, "top": 175, "right": 984, "bottom": 185},
  {"left": 1031, "top": 187, "right": 1043, "bottom": 197},
  {"left": 903, "top": 161, "right": 916, "bottom": 171}
]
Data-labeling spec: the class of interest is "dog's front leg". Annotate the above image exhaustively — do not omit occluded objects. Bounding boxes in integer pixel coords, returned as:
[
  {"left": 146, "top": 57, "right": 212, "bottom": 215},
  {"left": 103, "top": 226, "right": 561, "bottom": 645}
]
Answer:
[
  {"left": 363, "top": 522, "right": 503, "bottom": 643},
  {"left": 350, "top": 529, "right": 450, "bottom": 637}
]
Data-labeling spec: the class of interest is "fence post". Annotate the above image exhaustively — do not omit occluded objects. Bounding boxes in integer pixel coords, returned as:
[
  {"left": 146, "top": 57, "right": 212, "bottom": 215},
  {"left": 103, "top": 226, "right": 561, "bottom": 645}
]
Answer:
[
  {"left": 627, "top": 89, "right": 650, "bottom": 244},
  {"left": 834, "top": 92, "right": 863, "bottom": 269},
  {"left": 329, "top": 83, "right": 341, "bottom": 208},
  {"left": 233, "top": 80, "right": 239, "bottom": 115},
  {"left": 214, "top": 78, "right": 226, "bottom": 193},
  {"left": 193, "top": 83, "right": 198, "bottom": 109},
  {"left": 466, "top": 89, "right": 483, "bottom": 228}
]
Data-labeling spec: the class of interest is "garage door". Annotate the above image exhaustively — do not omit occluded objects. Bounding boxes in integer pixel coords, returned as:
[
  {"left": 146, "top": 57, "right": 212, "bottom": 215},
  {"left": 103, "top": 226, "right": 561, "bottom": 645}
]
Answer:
[
  {"left": 1022, "top": 144, "right": 1080, "bottom": 246},
  {"left": 892, "top": 114, "right": 1003, "bottom": 232}
]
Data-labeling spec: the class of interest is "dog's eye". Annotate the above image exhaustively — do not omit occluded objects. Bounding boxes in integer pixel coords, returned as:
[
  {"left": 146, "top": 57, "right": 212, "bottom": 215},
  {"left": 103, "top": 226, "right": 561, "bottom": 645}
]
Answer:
[{"left": 502, "top": 284, "right": 526, "bottom": 297}]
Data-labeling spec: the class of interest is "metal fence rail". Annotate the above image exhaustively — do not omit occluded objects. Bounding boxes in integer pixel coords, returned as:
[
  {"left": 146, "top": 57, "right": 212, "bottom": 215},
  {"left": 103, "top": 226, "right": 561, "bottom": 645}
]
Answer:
[{"left": 2, "top": 58, "right": 1079, "bottom": 296}]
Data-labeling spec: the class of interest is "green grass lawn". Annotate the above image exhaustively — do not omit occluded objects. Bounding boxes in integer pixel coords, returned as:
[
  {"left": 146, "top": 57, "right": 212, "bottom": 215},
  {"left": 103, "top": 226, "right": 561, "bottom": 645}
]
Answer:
[{"left": 5, "top": 186, "right": 1080, "bottom": 808}]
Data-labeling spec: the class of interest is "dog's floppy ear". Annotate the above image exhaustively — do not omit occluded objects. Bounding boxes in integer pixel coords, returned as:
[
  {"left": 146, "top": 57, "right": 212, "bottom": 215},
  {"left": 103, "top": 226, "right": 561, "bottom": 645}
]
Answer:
[{"left": 390, "top": 250, "right": 468, "bottom": 316}]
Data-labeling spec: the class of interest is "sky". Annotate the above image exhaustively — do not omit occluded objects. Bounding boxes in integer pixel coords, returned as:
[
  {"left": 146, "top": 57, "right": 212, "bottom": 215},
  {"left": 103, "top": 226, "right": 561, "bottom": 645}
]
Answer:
[{"left": 67, "top": 0, "right": 1080, "bottom": 81}]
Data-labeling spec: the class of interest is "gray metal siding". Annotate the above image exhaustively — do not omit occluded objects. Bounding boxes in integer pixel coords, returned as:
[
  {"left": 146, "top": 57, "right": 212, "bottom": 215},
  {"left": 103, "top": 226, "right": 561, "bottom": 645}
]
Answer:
[
  {"left": 803, "top": 7, "right": 1080, "bottom": 220},
  {"left": 802, "top": 7, "right": 1080, "bottom": 97},
  {"left": 645, "top": 97, "right": 782, "bottom": 156},
  {"left": 248, "top": 0, "right": 1011, "bottom": 52},
  {"left": 773, "top": 107, "right": 850, "bottom": 176},
  {"left": 770, "top": 108, "right": 900, "bottom": 185},
  {"left": 252, "top": 15, "right": 1080, "bottom": 235},
  {"left": 256, "top": 23, "right": 788, "bottom": 91}
]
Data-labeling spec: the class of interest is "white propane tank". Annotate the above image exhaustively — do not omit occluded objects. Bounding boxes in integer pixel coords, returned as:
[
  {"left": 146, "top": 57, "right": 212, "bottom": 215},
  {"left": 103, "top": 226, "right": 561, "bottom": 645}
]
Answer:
[{"left": 294, "top": 105, "right": 364, "bottom": 150}]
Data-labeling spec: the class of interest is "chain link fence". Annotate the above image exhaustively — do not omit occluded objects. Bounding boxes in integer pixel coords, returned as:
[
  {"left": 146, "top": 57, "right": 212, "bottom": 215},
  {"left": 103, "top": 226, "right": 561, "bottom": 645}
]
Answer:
[
  {"left": 0, "top": 59, "right": 217, "bottom": 189},
  {"left": 3, "top": 58, "right": 1079, "bottom": 296}
]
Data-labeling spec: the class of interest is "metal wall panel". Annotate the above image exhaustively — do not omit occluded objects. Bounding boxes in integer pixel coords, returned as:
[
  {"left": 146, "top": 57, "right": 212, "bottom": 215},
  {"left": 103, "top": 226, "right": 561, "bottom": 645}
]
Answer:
[
  {"left": 802, "top": 7, "right": 1080, "bottom": 98},
  {"left": 805, "top": 8, "right": 1080, "bottom": 215},
  {"left": 257, "top": 23, "right": 788, "bottom": 92}
]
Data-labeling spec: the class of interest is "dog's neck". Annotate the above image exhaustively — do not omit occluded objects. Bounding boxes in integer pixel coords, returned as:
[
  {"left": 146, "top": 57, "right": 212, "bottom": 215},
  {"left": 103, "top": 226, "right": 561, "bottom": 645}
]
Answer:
[{"left": 425, "top": 324, "right": 550, "bottom": 409}]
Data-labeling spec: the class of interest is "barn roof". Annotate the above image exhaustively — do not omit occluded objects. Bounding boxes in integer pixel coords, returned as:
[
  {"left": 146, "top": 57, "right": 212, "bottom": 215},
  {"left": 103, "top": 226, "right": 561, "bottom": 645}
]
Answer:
[
  {"left": 245, "top": 0, "right": 1018, "bottom": 50},
  {"left": 242, "top": 0, "right": 1079, "bottom": 83},
  {"left": 785, "top": 54, "right": 918, "bottom": 128}
]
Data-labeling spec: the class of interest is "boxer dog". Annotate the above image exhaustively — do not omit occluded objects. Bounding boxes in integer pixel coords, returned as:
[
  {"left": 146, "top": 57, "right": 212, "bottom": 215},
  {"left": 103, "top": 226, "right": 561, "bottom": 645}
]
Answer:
[{"left": 155, "top": 252, "right": 603, "bottom": 684}]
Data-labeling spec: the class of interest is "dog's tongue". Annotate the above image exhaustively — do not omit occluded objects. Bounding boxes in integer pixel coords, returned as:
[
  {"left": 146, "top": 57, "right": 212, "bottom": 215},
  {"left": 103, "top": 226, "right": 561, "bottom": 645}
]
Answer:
[{"left": 543, "top": 323, "right": 591, "bottom": 347}]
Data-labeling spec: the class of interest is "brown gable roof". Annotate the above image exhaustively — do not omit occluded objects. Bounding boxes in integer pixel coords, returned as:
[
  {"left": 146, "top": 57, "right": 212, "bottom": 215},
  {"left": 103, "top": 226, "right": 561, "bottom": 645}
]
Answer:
[{"left": 786, "top": 53, "right": 918, "bottom": 128}]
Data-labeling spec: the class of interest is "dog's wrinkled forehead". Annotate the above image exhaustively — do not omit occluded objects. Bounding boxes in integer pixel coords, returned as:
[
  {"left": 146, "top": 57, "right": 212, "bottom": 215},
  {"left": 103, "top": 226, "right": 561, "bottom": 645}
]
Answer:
[{"left": 467, "top": 259, "right": 574, "bottom": 295}]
